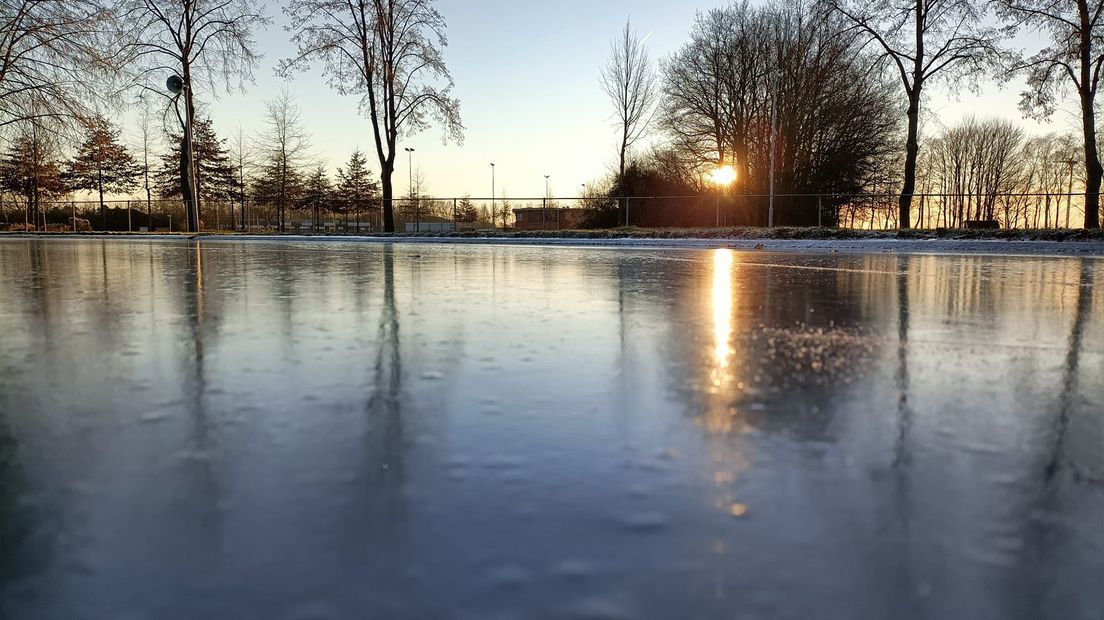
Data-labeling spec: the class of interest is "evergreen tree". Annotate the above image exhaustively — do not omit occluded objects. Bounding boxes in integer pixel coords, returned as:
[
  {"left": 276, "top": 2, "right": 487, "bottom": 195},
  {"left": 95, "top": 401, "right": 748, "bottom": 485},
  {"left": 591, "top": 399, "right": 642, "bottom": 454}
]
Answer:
[
  {"left": 301, "top": 163, "right": 334, "bottom": 229},
  {"left": 155, "top": 117, "right": 240, "bottom": 217},
  {"left": 335, "top": 148, "right": 378, "bottom": 213},
  {"left": 498, "top": 196, "right": 513, "bottom": 229},
  {"left": 456, "top": 195, "right": 478, "bottom": 223},
  {"left": 252, "top": 154, "right": 305, "bottom": 216},
  {"left": 64, "top": 117, "right": 140, "bottom": 223}
]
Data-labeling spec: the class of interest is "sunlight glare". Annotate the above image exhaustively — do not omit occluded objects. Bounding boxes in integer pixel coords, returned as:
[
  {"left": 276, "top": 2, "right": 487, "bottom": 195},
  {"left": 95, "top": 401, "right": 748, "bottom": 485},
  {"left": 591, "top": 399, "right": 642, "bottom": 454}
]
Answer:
[
  {"left": 712, "top": 249, "right": 734, "bottom": 368},
  {"left": 711, "top": 165, "right": 737, "bottom": 186}
]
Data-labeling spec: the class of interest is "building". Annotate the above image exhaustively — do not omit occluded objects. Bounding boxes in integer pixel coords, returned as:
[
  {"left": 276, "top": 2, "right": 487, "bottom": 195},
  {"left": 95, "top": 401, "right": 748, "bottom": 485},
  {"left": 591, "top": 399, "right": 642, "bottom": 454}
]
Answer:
[
  {"left": 512, "top": 207, "right": 585, "bottom": 230},
  {"left": 404, "top": 220, "right": 454, "bottom": 232}
]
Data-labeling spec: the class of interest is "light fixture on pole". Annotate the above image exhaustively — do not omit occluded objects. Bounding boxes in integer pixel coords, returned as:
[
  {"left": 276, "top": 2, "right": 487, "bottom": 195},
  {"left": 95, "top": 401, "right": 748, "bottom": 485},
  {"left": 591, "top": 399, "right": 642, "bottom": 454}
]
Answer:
[
  {"left": 768, "top": 86, "right": 778, "bottom": 228},
  {"left": 167, "top": 74, "right": 199, "bottom": 233},
  {"left": 544, "top": 175, "right": 550, "bottom": 229},
  {"left": 490, "top": 163, "right": 495, "bottom": 228}
]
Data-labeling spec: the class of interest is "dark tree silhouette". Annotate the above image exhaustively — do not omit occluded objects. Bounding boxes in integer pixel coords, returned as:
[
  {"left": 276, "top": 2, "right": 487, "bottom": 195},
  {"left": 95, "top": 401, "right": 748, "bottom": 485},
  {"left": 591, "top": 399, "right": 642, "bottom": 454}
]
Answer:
[
  {"left": 996, "top": 0, "right": 1104, "bottom": 229},
  {"left": 601, "top": 18, "right": 657, "bottom": 224},
  {"left": 661, "top": 2, "right": 900, "bottom": 225},
  {"left": 826, "top": 0, "right": 1000, "bottom": 229},
  {"left": 336, "top": 149, "right": 379, "bottom": 216},
  {"left": 156, "top": 117, "right": 239, "bottom": 208},
  {"left": 282, "top": 0, "right": 463, "bottom": 232}
]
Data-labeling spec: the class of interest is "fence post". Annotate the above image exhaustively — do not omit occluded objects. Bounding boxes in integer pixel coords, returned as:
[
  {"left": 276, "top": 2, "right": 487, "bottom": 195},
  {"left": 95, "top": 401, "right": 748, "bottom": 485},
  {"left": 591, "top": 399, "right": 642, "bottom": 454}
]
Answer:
[
  {"left": 817, "top": 194, "right": 822, "bottom": 228},
  {"left": 72, "top": 202, "right": 76, "bottom": 232}
]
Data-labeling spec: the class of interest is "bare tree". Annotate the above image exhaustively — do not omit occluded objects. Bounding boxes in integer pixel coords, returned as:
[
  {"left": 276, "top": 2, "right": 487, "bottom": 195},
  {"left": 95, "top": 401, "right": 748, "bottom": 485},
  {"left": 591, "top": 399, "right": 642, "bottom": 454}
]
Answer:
[
  {"left": 228, "top": 123, "right": 255, "bottom": 230},
  {"left": 922, "top": 117, "right": 1024, "bottom": 226},
  {"left": 0, "top": 123, "right": 67, "bottom": 227},
  {"left": 661, "top": 2, "right": 899, "bottom": 226},
  {"left": 256, "top": 89, "right": 311, "bottom": 232},
  {"left": 826, "top": 0, "right": 1001, "bottom": 228},
  {"left": 282, "top": 0, "right": 463, "bottom": 232},
  {"left": 601, "top": 19, "right": 657, "bottom": 187},
  {"left": 132, "top": 101, "right": 160, "bottom": 225},
  {"left": 0, "top": 1, "right": 115, "bottom": 130},
  {"left": 119, "top": 0, "right": 268, "bottom": 230},
  {"left": 996, "top": 0, "right": 1103, "bottom": 228}
]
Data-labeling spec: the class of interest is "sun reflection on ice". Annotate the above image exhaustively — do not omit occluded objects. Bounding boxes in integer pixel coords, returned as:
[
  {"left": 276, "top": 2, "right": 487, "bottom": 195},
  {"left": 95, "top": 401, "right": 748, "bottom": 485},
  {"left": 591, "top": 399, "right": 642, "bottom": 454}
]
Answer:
[{"left": 711, "top": 249, "right": 734, "bottom": 372}]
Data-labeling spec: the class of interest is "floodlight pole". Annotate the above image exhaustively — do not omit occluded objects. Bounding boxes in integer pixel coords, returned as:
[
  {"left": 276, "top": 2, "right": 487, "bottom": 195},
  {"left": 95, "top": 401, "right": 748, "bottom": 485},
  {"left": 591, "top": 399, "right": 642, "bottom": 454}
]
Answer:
[
  {"left": 405, "top": 147, "right": 415, "bottom": 231},
  {"left": 167, "top": 75, "right": 199, "bottom": 233},
  {"left": 184, "top": 109, "right": 199, "bottom": 232},
  {"left": 768, "top": 89, "right": 777, "bottom": 229},
  {"left": 490, "top": 163, "right": 495, "bottom": 229}
]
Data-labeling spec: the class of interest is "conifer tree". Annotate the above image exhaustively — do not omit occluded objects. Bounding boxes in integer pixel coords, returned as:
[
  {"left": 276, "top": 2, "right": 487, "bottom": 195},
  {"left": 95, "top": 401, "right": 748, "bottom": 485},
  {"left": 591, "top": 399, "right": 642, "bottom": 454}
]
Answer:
[{"left": 65, "top": 117, "right": 140, "bottom": 223}]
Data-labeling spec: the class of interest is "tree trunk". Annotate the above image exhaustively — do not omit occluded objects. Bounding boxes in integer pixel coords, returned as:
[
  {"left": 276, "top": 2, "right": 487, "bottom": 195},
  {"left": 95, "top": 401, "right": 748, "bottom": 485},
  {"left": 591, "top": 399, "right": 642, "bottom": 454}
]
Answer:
[
  {"left": 899, "top": 94, "right": 919, "bottom": 230},
  {"left": 182, "top": 67, "right": 200, "bottom": 233},
  {"left": 98, "top": 168, "right": 105, "bottom": 226},
  {"left": 381, "top": 165, "right": 395, "bottom": 232},
  {"left": 619, "top": 128, "right": 628, "bottom": 226},
  {"left": 1080, "top": 82, "right": 1102, "bottom": 228}
]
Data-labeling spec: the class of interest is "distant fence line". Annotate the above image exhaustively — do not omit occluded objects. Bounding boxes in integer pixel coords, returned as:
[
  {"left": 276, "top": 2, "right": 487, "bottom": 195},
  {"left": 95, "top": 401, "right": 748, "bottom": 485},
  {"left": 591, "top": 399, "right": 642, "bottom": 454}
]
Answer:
[{"left": 0, "top": 192, "right": 1095, "bottom": 232}]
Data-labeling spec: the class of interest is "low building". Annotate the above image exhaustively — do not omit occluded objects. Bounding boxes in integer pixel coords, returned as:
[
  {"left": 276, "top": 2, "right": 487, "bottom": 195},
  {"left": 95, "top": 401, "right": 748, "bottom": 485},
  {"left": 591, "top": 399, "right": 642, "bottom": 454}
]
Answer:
[
  {"left": 513, "top": 207, "right": 585, "bottom": 230},
  {"left": 403, "top": 218, "right": 456, "bottom": 233}
]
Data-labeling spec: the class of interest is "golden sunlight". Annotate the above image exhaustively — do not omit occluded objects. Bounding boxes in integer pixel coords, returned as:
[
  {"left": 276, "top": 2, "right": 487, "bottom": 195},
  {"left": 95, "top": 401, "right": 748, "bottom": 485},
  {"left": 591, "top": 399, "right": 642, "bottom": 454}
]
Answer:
[
  {"left": 710, "top": 165, "right": 737, "bottom": 187},
  {"left": 711, "top": 249, "right": 734, "bottom": 369}
]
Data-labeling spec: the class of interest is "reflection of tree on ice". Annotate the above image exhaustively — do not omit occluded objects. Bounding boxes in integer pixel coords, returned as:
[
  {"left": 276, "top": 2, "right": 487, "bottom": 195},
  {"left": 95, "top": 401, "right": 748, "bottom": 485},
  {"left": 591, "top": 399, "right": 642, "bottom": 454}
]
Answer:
[{"left": 365, "top": 245, "right": 406, "bottom": 522}]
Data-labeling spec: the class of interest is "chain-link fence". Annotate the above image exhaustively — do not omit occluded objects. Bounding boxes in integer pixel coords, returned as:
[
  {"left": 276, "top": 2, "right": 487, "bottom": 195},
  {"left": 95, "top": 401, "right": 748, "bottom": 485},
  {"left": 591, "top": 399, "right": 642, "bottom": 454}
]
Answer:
[{"left": 0, "top": 192, "right": 1097, "bottom": 232}]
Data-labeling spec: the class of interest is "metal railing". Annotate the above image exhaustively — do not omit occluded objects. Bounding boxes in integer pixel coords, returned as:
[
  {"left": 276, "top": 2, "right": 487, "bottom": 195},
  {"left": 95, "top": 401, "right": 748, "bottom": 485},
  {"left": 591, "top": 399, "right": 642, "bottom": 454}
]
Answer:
[{"left": 0, "top": 192, "right": 1096, "bottom": 233}]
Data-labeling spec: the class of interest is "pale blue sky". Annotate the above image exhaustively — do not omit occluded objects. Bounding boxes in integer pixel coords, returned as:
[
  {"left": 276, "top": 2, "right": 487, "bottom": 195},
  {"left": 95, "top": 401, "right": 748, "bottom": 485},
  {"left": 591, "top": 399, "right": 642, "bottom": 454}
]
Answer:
[{"left": 168, "top": 0, "right": 1075, "bottom": 199}]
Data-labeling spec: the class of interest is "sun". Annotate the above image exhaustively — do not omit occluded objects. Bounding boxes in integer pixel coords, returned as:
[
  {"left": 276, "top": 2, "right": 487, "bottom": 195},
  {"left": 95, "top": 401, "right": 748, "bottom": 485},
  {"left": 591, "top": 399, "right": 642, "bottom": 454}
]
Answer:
[{"left": 711, "top": 165, "right": 737, "bottom": 186}]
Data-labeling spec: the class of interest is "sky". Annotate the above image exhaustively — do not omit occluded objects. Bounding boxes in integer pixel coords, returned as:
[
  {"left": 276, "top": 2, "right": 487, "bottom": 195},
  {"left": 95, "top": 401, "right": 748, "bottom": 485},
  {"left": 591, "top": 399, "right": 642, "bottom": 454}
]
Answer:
[{"left": 151, "top": 0, "right": 1083, "bottom": 200}]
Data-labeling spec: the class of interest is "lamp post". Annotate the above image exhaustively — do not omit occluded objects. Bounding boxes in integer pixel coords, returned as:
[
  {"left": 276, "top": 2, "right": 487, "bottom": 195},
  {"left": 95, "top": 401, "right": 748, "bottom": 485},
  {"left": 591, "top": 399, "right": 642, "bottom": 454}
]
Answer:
[
  {"left": 405, "top": 147, "right": 415, "bottom": 231},
  {"left": 768, "top": 90, "right": 778, "bottom": 228},
  {"left": 167, "top": 75, "right": 199, "bottom": 233},
  {"left": 544, "top": 175, "right": 550, "bottom": 230},
  {"left": 490, "top": 162, "right": 495, "bottom": 229}
]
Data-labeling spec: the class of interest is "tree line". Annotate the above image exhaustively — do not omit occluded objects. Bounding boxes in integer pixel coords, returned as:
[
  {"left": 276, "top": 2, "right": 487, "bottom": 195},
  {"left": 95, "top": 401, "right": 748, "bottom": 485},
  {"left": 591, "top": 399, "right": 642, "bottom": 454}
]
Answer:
[
  {"left": 598, "top": 0, "right": 1103, "bottom": 229},
  {"left": 1, "top": 0, "right": 459, "bottom": 232},
  {"left": 2, "top": 0, "right": 1102, "bottom": 230}
]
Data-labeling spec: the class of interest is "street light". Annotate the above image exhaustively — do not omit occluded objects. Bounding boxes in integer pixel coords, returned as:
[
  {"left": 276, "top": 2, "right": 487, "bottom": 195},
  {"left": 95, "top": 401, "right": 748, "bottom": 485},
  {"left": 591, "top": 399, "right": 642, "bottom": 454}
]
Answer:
[
  {"left": 711, "top": 165, "right": 736, "bottom": 227},
  {"left": 490, "top": 163, "right": 495, "bottom": 229},
  {"left": 405, "top": 147, "right": 415, "bottom": 231},
  {"left": 543, "top": 175, "right": 550, "bottom": 229},
  {"left": 167, "top": 74, "right": 199, "bottom": 233},
  {"left": 767, "top": 82, "right": 779, "bottom": 228}
]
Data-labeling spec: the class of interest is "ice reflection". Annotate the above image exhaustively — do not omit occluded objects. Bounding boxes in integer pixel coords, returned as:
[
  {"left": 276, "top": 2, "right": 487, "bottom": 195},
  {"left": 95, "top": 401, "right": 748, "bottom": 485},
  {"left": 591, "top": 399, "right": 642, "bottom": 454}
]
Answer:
[
  {"left": 711, "top": 249, "right": 734, "bottom": 370},
  {"left": 0, "top": 239, "right": 1100, "bottom": 620}
]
